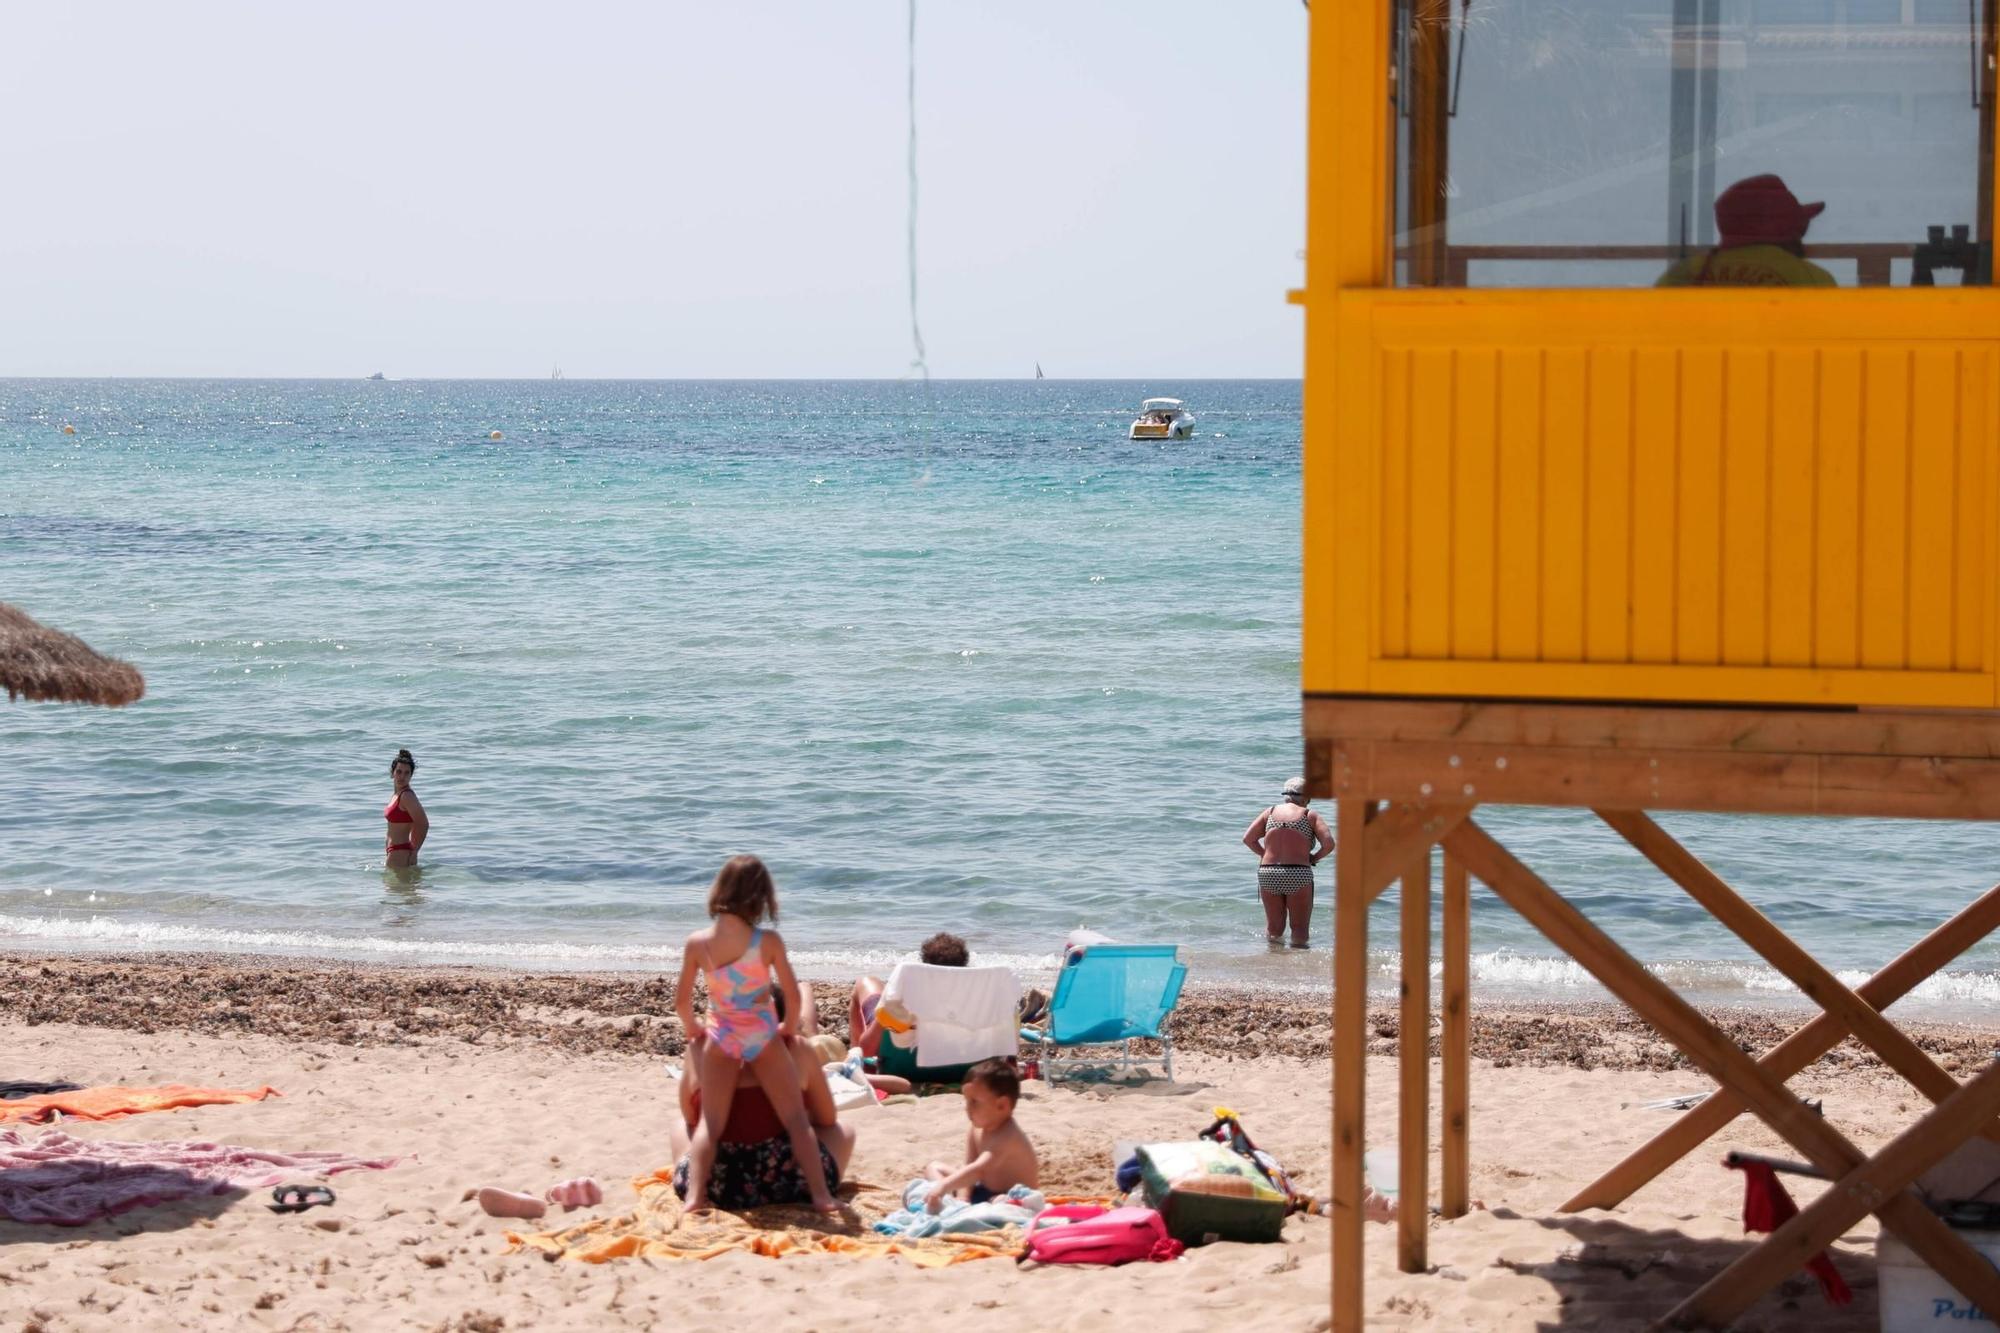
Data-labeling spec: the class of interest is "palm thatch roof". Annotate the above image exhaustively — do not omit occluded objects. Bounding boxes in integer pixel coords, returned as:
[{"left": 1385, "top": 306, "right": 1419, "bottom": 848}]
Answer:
[{"left": 0, "top": 602, "right": 145, "bottom": 706}]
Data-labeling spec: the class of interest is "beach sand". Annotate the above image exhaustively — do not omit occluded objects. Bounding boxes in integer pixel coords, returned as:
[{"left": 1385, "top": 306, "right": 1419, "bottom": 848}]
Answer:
[{"left": 4, "top": 954, "right": 1997, "bottom": 1330}]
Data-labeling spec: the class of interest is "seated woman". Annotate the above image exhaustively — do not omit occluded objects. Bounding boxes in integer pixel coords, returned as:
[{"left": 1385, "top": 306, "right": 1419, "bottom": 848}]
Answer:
[{"left": 668, "top": 992, "right": 858, "bottom": 1211}]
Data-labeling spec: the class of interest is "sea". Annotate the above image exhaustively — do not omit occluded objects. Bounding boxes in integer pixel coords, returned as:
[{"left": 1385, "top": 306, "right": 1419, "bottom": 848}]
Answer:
[{"left": 4, "top": 378, "right": 1999, "bottom": 1016}]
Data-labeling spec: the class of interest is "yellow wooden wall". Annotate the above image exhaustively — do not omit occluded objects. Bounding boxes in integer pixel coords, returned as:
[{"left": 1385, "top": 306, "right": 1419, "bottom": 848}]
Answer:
[{"left": 1301, "top": 3, "right": 2000, "bottom": 709}]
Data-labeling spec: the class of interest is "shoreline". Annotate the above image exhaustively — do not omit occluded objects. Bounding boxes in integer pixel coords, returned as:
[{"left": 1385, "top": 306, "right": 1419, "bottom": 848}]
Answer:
[{"left": 10, "top": 949, "right": 1999, "bottom": 1072}]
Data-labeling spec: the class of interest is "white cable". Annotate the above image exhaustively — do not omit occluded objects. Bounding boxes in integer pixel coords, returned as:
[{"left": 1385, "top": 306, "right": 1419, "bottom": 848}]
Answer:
[{"left": 907, "top": 0, "right": 933, "bottom": 482}]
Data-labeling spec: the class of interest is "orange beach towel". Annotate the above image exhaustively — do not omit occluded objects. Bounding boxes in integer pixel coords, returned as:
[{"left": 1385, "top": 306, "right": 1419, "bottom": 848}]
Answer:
[
  {"left": 0, "top": 1084, "right": 282, "bottom": 1125},
  {"left": 505, "top": 1170, "right": 1020, "bottom": 1267}
]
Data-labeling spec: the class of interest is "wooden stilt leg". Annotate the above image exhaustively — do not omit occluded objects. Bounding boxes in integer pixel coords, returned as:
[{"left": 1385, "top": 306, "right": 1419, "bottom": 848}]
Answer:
[
  {"left": 1563, "top": 880, "right": 2000, "bottom": 1212},
  {"left": 1360, "top": 803, "right": 1470, "bottom": 905},
  {"left": 1440, "top": 852, "right": 1471, "bottom": 1219},
  {"left": 1669, "top": 1057, "right": 2000, "bottom": 1329},
  {"left": 1398, "top": 846, "right": 1431, "bottom": 1272},
  {"left": 1444, "top": 819, "right": 2000, "bottom": 1324},
  {"left": 1598, "top": 810, "right": 2000, "bottom": 1142},
  {"left": 1332, "top": 798, "right": 1371, "bottom": 1333}
]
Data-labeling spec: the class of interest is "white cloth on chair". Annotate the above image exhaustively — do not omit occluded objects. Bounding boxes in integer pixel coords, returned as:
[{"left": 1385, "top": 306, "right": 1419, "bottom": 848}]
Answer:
[{"left": 883, "top": 963, "right": 1020, "bottom": 1068}]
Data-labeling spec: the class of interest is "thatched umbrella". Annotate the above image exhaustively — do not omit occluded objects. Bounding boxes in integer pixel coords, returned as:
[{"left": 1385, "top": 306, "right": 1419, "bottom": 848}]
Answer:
[{"left": 0, "top": 602, "right": 145, "bottom": 706}]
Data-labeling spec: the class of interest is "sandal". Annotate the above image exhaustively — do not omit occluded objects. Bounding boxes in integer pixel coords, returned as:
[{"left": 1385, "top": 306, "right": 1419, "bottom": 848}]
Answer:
[{"left": 269, "top": 1183, "right": 336, "bottom": 1214}]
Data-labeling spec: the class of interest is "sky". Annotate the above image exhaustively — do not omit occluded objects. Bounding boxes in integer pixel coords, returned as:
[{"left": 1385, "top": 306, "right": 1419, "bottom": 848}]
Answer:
[{"left": 0, "top": 3, "right": 1307, "bottom": 379}]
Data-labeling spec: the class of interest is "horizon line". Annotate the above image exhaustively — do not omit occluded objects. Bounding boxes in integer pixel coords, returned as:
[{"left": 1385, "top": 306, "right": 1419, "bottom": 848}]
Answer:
[{"left": 0, "top": 373, "right": 1303, "bottom": 384}]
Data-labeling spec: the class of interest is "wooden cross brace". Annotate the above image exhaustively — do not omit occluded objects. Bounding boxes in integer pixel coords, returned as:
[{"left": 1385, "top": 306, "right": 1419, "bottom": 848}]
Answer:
[{"left": 1442, "top": 815, "right": 2000, "bottom": 1331}]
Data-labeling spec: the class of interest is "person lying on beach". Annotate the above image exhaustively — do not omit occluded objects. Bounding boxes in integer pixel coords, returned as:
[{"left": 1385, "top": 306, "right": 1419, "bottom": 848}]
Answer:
[
  {"left": 922, "top": 1056, "right": 1037, "bottom": 1212},
  {"left": 849, "top": 931, "right": 969, "bottom": 1058},
  {"left": 668, "top": 1018, "right": 856, "bottom": 1212},
  {"left": 673, "top": 855, "right": 839, "bottom": 1214}
]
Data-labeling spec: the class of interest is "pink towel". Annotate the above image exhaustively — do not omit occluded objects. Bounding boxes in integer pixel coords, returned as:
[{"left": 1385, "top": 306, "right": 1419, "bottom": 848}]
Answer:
[{"left": 0, "top": 1127, "right": 400, "bottom": 1226}]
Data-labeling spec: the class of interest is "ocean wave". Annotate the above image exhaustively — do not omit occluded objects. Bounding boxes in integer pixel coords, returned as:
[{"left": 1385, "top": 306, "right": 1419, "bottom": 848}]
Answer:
[
  {"left": 0, "top": 913, "right": 1066, "bottom": 978},
  {"left": 1356, "top": 948, "right": 2000, "bottom": 1009}
]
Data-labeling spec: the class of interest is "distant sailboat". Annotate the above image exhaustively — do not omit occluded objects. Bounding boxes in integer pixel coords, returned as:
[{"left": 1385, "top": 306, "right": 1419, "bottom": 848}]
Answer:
[
  {"left": 550, "top": 364, "right": 564, "bottom": 380},
  {"left": 1034, "top": 362, "right": 1045, "bottom": 380}
]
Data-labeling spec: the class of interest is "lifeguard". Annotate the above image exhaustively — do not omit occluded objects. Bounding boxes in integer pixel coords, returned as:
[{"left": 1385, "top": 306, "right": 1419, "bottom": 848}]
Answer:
[{"left": 1656, "top": 173, "right": 1836, "bottom": 288}]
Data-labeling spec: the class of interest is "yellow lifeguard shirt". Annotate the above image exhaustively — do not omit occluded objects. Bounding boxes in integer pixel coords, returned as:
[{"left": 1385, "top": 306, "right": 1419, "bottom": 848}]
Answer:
[{"left": 1656, "top": 244, "right": 1838, "bottom": 288}]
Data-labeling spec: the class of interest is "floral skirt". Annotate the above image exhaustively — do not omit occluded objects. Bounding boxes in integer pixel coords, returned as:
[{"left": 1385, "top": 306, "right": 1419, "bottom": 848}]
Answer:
[{"left": 672, "top": 1137, "right": 840, "bottom": 1210}]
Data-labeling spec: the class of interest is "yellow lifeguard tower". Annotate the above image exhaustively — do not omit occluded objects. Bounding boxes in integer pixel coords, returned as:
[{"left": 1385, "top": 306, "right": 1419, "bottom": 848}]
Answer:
[{"left": 1302, "top": 1, "right": 2000, "bottom": 1326}]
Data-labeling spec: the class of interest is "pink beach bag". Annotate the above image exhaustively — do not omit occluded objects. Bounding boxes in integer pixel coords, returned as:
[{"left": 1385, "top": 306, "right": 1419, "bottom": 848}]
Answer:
[{"left": 1020, "top": 1205, "right": 1186, "bottom": 1266}]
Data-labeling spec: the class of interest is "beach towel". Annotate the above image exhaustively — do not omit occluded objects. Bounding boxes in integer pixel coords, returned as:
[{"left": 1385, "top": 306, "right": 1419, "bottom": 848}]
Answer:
[
  {"left": 0, "top": 1127, "right": 400, "bottom": 1226},
  {"left": 882, "top": 963, "right": 1019, "bottom": 1069},
  {"left": 872, "top": 1177, "right": 1045, "bottom": 1239},
  {"left": 505, "top": 1170, "right": 1019, "bottom": 1266},
  {"left": 0, "top": 1084, "right": 282, "bottom": 1125}
]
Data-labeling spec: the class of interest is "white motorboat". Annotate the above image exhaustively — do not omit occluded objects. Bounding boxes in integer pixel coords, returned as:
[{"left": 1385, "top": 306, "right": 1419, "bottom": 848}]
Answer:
[{"left": 1128, "top": 397, "right": 1195, "bottom": 440}]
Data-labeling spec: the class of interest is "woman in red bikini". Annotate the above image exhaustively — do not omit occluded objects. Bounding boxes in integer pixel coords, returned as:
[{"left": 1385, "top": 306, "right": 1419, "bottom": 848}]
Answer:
[{"left": 384, "top": 748, "right": 428, "bottom": 870}]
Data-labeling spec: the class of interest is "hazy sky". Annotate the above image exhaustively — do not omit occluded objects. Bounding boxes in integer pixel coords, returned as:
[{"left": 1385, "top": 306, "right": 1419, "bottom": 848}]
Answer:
[{"left": 1, "top": 4, "right": 1306, "bottom": 379}]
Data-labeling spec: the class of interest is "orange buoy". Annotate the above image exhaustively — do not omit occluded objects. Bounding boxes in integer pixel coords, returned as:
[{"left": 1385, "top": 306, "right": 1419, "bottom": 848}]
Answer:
[
  {"left": 60, "top": 423, "right": 76, "bottom": 435},
  {"left": 489, "top": 430, "right": 504, "bottom": 440}
]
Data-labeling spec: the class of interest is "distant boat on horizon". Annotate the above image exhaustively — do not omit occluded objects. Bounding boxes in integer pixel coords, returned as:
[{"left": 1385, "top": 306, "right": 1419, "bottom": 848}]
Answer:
[
  {"left": 551, "top": 364, "right": 564, "bottom": 380},
  {"left": 366, "top": 371, "right": 386, "bottom": 381},
  {"left": 1034, "top": 362, "right": 1044, "bottom": 380}
]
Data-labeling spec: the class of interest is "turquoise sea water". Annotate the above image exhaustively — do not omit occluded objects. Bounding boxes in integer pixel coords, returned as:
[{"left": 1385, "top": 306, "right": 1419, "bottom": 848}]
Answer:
[{"left": 4, "top": 378, "right": 1999, "bottom": 1012}]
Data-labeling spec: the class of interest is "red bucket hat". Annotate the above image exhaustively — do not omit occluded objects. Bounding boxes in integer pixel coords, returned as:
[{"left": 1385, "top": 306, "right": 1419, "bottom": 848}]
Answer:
[{"left": 1714, "top": 174, "right": 1825, "bottom": 248}]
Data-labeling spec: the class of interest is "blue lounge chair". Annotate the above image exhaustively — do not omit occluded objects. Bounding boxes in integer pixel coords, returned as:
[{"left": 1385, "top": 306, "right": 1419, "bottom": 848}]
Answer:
[{"left": 1027, "top": 944, "right": 1187, "bottom": 1084}]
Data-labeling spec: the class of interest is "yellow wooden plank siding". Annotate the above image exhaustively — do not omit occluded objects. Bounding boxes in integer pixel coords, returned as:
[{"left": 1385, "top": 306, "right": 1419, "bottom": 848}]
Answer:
[
  {"left": 1307, "top": 292, "right": 2000, "bottom": 707},
  {"left": 1300, "top": 0, "right": 2000, "bottom": 713}
]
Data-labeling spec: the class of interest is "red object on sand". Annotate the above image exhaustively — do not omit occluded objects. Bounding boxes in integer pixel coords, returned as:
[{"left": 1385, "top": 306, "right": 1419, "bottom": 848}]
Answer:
[{"left": 1729, "top": 1158, "right": 1852, "bottom": 1306}]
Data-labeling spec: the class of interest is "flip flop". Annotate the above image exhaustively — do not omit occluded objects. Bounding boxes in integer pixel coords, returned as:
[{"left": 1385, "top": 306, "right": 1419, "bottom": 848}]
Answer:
[{"left": 269, "top": 1184, "right": 336, "bottom": 1214}]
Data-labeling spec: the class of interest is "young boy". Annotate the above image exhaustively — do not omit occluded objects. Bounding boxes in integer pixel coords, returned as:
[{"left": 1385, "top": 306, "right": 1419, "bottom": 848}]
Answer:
[{"left": 923, "top": 1056, "right": 1038, "bottom": 1211}]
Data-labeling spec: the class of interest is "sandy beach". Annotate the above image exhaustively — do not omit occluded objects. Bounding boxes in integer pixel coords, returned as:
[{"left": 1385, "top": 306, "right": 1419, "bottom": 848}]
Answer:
[{"left": 5, "top": 953, "right": 1998, "bottom": 1331}]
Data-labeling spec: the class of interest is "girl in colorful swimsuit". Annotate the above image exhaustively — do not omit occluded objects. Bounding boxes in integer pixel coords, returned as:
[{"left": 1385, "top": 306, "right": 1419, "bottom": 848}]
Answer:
[
  {"left": 673, "top": 854, "right": 840, "bottom": 1214},
  {"left": 383, "top": 749, "right": 428, "bottom": 870}
]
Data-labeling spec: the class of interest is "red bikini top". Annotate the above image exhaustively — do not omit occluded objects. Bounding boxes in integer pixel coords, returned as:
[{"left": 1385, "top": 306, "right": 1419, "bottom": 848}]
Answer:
[{"left": 385, "top": 794, "right": 413, "bottom": 824}]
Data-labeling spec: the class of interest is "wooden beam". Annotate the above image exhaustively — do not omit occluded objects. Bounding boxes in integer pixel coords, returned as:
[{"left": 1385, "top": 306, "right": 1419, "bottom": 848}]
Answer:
[
  {"left": 1305, "top": 736, "right": 1334, "bottom": 800},
  {"left": 1304, "top": 696, "right": 2000, "bottom": 759},
  {"left": 1399, "top": 846, "right": 1431, "bottom": 1272},
  {"left": 1407, "top": 0, "right": 1451, "bottom": 285},
  {"left": 1442, "top": 819, "right": 2000, "bottom": 1323},
  {"left": 1333, "top": 737, "right": 2000, "bottom": 820},
  {"left": 1669, "top": 1057, "right": 2000, "bottom": 1329},
  {"left": 1597, "top": 809, "right": 2000, "bottom": 1144},
  {"left": 1361, "top": 802, "right": 1470, "bottom": 905},
  {"left": 1440, "top": 851, "right": 1471, "bottom": 1218},
  {"left": 1564, "top": 880, "right": 2000, "bottom": 1212},
  {"left": 1332, "top": 798, "right": 1370, "bottom": 1333}
]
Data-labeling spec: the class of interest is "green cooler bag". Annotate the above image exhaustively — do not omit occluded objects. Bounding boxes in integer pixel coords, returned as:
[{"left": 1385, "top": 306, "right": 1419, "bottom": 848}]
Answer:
[{"left": 1137, "top": 1140, "right": 1287, "bottom": 1245}]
